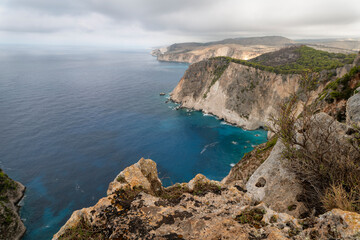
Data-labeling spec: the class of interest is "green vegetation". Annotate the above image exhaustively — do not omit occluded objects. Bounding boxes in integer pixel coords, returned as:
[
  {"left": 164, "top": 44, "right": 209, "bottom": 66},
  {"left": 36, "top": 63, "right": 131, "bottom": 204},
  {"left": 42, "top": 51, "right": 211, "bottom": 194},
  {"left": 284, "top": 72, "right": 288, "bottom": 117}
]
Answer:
[
  {"left": 269, "top": 215, "right": 277, "bottom": 223},
  {"left": 211, "top": 46, "right": 356, "bottom": 74},
  {"left": 59, "top": 217, "right": 106, "bottom": 240},
  {"left": 116, "top": 175, "right": 126, "bottom": 183},
  {"left": 271, "top": 73, "right": 360, "bottom": 214},
  {"left": 235, "top": 208, "right": 266, "bottom": 228},
  {"left": 256, "top": 137, "right": 278, "bottom": 155},
  {"left": 192, "top": 182, "right": 222, "bottom": 196},
  {"left": 0, "top": 169, "right": 17, "bottom": 202},
  {"left": 321, "top": 65, "right": 360, "bottom": 103},
  {"left": 0, "top": 202, "right": 14, "bottom": 226},
  {"left": 158, "top": 184, "right": 190, "bottom": 200},
  {"left": 203, "top": 60, "right": 230, "bottom": 98}
]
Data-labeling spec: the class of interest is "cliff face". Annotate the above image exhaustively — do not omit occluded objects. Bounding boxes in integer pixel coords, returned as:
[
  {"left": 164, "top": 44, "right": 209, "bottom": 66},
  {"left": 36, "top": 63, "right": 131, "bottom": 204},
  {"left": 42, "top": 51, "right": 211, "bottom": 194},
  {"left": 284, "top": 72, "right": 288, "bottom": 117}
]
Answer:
[
  {"left": 0, "top": 169, "right": 26, "bottom": 240},
  {"left": 171, "top": 59, "right": 301, "bottom": 130},
  {"left": 171, "top": 57, "right": 355, "bottom": 130}
]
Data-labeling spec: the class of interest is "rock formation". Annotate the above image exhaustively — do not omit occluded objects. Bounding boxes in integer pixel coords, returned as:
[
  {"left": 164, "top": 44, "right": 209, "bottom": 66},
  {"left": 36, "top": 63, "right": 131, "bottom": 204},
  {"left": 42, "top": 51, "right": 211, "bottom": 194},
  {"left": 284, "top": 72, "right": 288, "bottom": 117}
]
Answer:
[
  {"left": 170, "top": 48, "right": 358, "bottom": 130},
  {"left": 54, "top": 156, "right": 360, "bottom": 239},
  {"left": 0, "top": 169, "right": 26, "bottom": 240}
]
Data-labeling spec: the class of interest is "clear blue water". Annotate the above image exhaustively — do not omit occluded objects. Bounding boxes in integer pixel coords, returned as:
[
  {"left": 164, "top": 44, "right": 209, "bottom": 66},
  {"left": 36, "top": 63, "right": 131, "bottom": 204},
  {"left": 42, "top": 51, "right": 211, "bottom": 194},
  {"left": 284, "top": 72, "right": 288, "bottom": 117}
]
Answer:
[{"left": 0, "top": 47, "right": 267, "bottom": 239}]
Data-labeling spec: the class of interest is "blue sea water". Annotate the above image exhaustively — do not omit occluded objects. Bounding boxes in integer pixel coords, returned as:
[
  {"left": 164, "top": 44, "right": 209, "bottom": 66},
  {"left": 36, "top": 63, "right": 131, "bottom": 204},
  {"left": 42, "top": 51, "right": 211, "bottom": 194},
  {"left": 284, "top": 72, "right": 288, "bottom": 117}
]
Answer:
[{"left": 0, "top": 46, "right": 267, "bottom": 239}]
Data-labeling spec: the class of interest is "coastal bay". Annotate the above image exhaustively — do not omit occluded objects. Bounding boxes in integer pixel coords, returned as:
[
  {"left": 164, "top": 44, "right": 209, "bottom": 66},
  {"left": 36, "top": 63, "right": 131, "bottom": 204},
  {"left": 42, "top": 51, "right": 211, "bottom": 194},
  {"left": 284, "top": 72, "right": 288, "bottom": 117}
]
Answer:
[{"left": 0, "top": 48, "right": 267, "bottom": 239}]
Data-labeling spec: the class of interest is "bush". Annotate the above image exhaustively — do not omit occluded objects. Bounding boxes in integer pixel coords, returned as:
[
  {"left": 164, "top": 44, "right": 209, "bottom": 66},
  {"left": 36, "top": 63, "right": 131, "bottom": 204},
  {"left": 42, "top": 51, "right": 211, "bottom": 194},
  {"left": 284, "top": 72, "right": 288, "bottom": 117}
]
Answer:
[{"left": 270, "top": 73, "right": 360, "bottom": 214}]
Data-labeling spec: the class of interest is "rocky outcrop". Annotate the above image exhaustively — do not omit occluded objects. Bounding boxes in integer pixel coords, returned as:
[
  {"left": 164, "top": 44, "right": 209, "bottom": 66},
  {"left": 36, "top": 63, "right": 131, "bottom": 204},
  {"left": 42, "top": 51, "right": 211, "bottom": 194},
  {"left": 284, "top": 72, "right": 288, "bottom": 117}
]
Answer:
[
  {"left": 171, "top": 58, "right": 304, "bottom": 130},
  {"left": 0, "top": 169, "right": 26, "bottom": 240},
  {"left": 54, "top": 157, "right": 360, "bottom": 239},
  {"left": 170, "top": 54, "right": 358, "bottom": 130},
  {"left": 347, "top": 89, "right": 360, "bottom": 126},
  {"left": 245, "top": 141, "right": 307, "bottom": 218}
]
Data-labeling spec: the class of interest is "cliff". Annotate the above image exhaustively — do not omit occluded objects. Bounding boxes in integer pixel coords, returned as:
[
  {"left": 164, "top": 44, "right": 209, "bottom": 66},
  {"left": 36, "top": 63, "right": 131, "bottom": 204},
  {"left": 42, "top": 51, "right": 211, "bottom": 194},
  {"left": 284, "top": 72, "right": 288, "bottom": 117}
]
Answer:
[
  {"left": 0, "top": 169, "right": 26, "bottom": 240},
  {"left": 153, "top": 36, "right": 294, "bottom": 63},
  {"left": 170, "top": 47, "right": 357, "bottom": 130},
  {"left": 156, "top": 44, "right": 282, "bottom": 64},
  {"left": 153, "top": 36, "right": 360, "bottom": 64}
]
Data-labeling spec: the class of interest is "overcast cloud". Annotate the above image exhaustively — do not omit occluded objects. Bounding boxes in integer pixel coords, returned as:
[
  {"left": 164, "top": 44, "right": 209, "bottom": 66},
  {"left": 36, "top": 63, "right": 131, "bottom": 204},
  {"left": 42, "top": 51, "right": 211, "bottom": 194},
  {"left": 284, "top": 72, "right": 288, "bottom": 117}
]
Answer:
[{"left": 0, "top": 0, "right": 359, "bottom": 48}]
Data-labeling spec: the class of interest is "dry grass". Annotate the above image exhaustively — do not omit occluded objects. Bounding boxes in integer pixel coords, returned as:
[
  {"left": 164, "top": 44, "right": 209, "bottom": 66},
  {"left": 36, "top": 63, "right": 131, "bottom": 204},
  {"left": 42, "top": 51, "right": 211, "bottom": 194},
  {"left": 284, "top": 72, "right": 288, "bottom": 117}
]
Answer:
[{"left": 322, "top": 184, "right": 359, "bottom": 212}]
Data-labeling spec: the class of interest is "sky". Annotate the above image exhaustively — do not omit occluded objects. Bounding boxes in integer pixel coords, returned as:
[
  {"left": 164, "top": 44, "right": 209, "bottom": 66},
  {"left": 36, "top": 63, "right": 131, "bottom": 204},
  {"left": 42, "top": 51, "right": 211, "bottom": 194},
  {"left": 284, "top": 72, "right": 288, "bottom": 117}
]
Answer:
[{"left": 0, "top": 0, "right": 359, "bottom": 48}]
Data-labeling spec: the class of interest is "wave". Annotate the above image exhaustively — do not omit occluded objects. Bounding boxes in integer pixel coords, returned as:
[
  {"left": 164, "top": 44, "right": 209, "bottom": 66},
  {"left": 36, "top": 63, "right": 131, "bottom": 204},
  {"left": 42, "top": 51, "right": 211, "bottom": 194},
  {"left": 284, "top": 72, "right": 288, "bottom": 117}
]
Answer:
[
  {"left": 200, "top": 142, "right": 218, "bottom": 154},
  {"left": 230, "top": 163, "right": 236, "bottom": 167}
]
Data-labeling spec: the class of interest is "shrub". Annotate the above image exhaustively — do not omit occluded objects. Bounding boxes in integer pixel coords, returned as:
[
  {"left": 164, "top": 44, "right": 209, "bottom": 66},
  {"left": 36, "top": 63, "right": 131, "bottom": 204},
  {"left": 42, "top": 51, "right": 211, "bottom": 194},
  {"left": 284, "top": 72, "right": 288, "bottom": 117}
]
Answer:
[{"left": 270, "top": 72, "right": 360, "bottom": 214}]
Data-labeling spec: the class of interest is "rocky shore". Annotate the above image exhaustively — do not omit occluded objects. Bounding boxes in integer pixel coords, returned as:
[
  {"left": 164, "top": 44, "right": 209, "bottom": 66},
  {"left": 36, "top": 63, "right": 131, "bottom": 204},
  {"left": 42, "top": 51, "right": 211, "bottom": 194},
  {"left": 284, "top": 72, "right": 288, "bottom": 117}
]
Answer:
[
  {"left": 54, "top": 49, "right": 360, "bottom": 239},
  {"left": 0, "top": 169, "right": 26, "bottom": 240}
]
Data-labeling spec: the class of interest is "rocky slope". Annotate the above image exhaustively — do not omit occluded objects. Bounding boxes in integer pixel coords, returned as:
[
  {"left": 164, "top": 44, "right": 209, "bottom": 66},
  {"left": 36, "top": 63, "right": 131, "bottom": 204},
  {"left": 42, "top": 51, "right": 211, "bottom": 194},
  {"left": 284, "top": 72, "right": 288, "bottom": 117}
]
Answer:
[
  {"left": 53, "top": 156, "right": 360, "bottom": 240},
  {"left": 0, "top": 169, "right": 26, "bottom": 240},
  {"left": 170, "top": 48, "right": 358, "bottom": 130}
]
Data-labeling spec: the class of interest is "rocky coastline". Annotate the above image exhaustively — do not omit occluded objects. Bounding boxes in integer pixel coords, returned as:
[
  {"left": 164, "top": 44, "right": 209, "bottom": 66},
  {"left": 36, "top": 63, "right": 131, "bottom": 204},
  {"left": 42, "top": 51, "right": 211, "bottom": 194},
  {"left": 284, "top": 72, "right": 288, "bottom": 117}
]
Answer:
[
  {"left": 54, "top": 50, "right": 360, "bottom": 239},
  {"left": 0, "top": 169, "right": 26, "bottom": 240}
]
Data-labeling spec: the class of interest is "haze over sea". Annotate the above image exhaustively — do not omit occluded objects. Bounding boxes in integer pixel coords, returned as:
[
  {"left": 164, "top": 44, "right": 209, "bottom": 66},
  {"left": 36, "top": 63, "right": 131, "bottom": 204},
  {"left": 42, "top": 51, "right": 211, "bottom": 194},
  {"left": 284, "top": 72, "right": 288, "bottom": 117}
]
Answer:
[{"left": 0, "top": 46, "right": 267, "bottom": 239}]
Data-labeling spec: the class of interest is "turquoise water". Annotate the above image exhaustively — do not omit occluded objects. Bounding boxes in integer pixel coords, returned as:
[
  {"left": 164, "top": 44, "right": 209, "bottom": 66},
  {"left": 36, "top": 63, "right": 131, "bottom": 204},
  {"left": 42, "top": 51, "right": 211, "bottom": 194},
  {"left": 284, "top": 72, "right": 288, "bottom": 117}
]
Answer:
[{"left": 0, "top": 47, "right": 267, "bottom": 239}]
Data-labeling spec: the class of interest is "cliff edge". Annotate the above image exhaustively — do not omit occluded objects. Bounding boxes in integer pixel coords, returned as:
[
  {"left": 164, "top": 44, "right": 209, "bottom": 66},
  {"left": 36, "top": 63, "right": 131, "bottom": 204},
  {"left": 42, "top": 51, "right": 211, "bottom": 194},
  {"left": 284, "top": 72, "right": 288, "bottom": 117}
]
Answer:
[{"left": 171, "top": 46, "right": 357, "bottom": 130}]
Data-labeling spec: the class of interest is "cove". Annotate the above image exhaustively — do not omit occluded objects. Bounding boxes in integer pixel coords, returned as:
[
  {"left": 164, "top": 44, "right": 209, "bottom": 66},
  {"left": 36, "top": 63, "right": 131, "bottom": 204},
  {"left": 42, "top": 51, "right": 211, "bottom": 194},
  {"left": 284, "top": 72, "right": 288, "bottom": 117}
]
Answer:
[{"left": 0, "top": 47, "right": 267, "bottom": 239}]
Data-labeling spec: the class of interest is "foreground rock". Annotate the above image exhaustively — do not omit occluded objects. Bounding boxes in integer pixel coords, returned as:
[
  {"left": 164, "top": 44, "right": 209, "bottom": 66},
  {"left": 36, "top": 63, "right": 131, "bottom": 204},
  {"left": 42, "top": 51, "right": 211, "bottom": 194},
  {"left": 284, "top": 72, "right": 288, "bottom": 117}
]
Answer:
[
  {"left": 54, "top": 158, "right": 360, "bottom": 240},
  {"left": 0, "top": 169, "right": 26, "bottom": 240}
]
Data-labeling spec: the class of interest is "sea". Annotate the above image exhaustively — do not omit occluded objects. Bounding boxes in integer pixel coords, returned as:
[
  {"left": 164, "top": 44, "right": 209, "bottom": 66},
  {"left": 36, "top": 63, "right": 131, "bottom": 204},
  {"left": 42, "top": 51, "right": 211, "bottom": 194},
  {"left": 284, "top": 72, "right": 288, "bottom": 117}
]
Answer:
[{"left": 0, "top": 46, "right": 267, "bottom": 239}]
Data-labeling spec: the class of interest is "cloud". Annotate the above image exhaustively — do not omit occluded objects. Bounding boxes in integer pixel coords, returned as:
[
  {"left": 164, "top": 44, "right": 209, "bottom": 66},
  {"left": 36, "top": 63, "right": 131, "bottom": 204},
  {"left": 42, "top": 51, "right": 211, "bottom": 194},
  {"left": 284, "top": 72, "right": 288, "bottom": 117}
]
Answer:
[{"left": 0, "top": 0, "right": 360, "bottom": 47}]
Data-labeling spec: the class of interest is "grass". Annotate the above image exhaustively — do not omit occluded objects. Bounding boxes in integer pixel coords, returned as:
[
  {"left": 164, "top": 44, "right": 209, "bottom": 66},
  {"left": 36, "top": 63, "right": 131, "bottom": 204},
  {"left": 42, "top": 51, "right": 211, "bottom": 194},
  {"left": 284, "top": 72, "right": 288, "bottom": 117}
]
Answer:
[
  {"left": 58, "top": 218, "right": 106, "bottom": 240},
  {"left": 256, "top": 137, "right": 278, "bottom": 155},
  {"left": 321, "top": 65, "right": 360, "bottom": 103}
]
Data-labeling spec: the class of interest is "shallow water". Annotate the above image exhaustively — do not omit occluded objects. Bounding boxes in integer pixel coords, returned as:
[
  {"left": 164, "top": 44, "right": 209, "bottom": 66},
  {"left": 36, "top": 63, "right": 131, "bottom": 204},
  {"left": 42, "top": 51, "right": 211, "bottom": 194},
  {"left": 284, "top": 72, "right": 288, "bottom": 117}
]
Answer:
[{"left": 0, "top": 47, "right": 267, "bottom": 239}]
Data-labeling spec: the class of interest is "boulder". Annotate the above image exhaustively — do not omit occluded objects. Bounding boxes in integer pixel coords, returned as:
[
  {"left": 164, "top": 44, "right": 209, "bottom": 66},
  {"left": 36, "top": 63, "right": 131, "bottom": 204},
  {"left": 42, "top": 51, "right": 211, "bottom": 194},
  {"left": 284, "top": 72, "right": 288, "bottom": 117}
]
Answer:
[
  {"left": 107, "top": 158, "right": 163, "bottom": 195},
  {"left": 346, "top": 91, "right": 360, "bottom": 126},
  {"left": 246, "top": 141, "right": 307, "bottom": 218}
]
